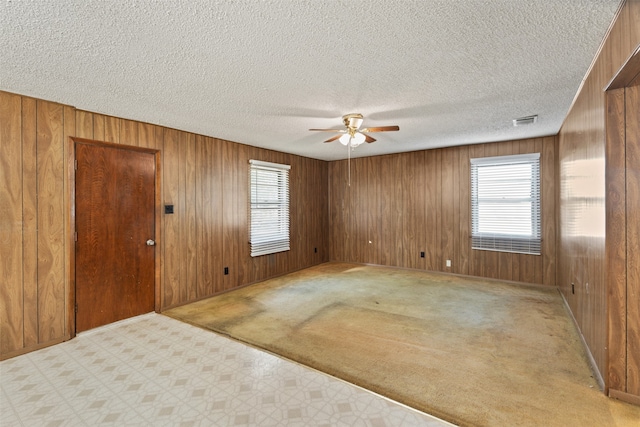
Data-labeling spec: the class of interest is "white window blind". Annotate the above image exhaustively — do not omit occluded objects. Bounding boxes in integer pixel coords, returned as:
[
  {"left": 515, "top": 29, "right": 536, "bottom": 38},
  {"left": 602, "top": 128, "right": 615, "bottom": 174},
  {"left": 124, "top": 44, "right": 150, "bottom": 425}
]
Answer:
[
  {"left": 470, "top": 153, "right": 541, "bottom": 255},
  {"left": 249, "top": 159, "right": 290, "bottom": 257}
]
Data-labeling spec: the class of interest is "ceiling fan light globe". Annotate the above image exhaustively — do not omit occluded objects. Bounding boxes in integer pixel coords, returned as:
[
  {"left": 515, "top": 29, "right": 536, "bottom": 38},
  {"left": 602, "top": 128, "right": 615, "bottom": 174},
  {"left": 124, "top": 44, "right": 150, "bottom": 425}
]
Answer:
[
  {"left": 352, "top": 132, "right": 366, "bottom": 147},
  {"left": 339, "top": 133, "right": 351, "bottom": 145}
]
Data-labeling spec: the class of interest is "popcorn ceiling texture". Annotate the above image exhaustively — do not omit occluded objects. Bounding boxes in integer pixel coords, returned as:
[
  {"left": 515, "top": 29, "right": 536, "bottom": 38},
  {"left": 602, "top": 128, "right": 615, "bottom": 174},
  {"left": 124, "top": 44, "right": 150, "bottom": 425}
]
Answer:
[{"left": 0, "top": 1, "right": 620, "bottom": 160}]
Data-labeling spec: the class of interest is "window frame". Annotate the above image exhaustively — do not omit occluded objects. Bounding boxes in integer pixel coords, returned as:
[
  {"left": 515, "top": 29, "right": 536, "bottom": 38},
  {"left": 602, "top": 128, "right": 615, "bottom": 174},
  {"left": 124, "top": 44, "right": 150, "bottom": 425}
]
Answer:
[
  {"left": 470, "top": 153, "right": 541, "bottom": 255},
  {"left": 249, "top": 159, "right": 291, "bottom": 257}
]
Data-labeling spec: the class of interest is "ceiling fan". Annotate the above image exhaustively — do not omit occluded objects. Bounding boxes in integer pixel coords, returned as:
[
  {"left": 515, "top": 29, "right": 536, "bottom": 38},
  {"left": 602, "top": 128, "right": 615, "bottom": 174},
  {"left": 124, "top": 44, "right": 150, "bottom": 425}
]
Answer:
[
  {"left": 310, "top": 113, "right": 399, "bottom": 186},
  {"left": 309, "top": 113, "right": 399, "bottom": 148}
]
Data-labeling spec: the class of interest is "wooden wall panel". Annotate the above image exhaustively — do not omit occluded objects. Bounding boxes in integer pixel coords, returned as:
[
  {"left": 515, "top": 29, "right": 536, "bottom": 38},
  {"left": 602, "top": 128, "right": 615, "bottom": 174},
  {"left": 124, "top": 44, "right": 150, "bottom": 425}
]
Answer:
[
  {"left": 104, "top": 116, "right": 120, "bottom": 143},
  {"left": 185, "top": 133, "right": 198, "bottom": 302},
  {"left": 138, "top": 123, "right": 154, "bottom": 149},
  {"left": 379, "top": 156, "right": 393, "bottom": 265},
  {"left": 92, "top": 114, "right": 105, "bottom": 141},
  {"left": 75, "top": 110, "right": 93, "bottom": 139},
  {"left": 434, "top": 150, "right": 443, "bottom": 271},
  {"left": 363, "top": 157, "right": 375, "bottom": 263},
  {"left": 211, "top": 139, "right": 224, "bottom": 294},
  {"left": 195, "top": 135, "right": 213, "bottom": 298},
  {"left": 559, "top": 0, "right": 640, "bottom": 384},
  {"left": 441, "top": 148, "right": 454, "bottom": 272},
  {"left": 414, "top": 151, "right": 427, "bottom": 271},
  {"left": 62, "top": 105, "right": 76, "bottom": 338},
  {"left": 22, "top": 97, "right": 38, "bottom": 348},
  {"left": 162, "top": 128, "right": 180, "bottom": 308},
  {"left": 353, "top": 158, "right": 366, "bottom": 264},
  {"left": 467, "top": 144, "right": 483, "bottom": 277},
  {"left": 222, "top": 140, "right": 238, "bottom": 291},
  {"left": 401, "top": 153, "right": 416, "bottom": 268},
  {"left": 120, "top": 119, "right": 138, "bottom": 146},
  {"left": 177, "top": 132, "right": 188, "bottom": 301},
  {"left": 458, "top": 146, "right": 470, "bottom": 275},
  {"left": 331, "top": 160, "right": 346, "bottom": 263},
  {"left": 236, "top": 144, "right": 250, "bottom": 286},
  {"left": 0, "top": 92, "right": 25, "bottom": 354},
  {"left": 36, "top": 100, "right": 66, "bottom": 342},
  {"left": 542, "top": 136, "right": 557, "bottom": 286},
  {"left": 328, "top": 136, "right": 557, "bottom": 286}
]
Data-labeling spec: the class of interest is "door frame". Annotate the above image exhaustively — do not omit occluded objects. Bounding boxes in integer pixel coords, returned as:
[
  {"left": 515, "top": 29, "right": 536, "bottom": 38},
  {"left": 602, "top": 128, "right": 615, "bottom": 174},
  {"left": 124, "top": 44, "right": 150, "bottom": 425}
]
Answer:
[
  {"left": 67, "top": 137, "right": 162, "bottom": 338},
  {"left": 605, "top": 43, "right": 640, "bottom": 405}
]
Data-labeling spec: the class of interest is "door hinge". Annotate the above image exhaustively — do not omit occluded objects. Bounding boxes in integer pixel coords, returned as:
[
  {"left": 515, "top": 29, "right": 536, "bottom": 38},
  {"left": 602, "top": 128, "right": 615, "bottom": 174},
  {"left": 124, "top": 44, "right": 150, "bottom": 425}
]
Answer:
[
  {"left": 75, "top": 303, "right": 78, "bottom": 313},
  {"left": 74, "top": 159, "right": 78, "bottom": 170},
  {"left": 74, "top": 232, "right": 78, "bottom": 242}
]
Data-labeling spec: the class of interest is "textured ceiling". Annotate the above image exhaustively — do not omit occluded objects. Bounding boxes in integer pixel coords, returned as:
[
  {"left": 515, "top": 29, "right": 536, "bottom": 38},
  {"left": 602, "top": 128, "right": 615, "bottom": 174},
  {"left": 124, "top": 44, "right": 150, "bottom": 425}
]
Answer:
[{"left": 0, "top": 1, "right": 620, "bottom": 161}]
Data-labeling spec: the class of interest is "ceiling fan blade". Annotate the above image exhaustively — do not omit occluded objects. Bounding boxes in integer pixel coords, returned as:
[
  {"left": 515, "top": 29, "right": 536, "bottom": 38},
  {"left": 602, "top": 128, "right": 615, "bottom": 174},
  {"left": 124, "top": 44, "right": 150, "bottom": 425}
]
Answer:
[
  {"left": 324, "top": 134, "right": 342, "bottom": 143},
  {"left": 364, "top": 134, "right": 376, "bottom": 143},
  {"left": 310, "top": 128, "right": 347, "bottom": 132},
  {"left": 360, "top": 125, "right": 399, "bottom": 132}
]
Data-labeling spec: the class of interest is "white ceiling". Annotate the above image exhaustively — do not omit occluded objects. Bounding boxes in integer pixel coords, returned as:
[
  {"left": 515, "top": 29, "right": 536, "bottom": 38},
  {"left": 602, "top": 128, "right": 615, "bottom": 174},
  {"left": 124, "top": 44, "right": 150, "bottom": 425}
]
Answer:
[{"left": 0, "top": 1, "right": 619, "bottom": 161}]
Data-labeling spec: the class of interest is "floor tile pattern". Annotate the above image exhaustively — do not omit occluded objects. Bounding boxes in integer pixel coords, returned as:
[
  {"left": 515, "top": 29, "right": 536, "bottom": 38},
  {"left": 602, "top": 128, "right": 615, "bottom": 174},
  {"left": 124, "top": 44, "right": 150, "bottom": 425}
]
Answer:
[{"left": 1, "top": 313, "right": 451, "bottom": 426}]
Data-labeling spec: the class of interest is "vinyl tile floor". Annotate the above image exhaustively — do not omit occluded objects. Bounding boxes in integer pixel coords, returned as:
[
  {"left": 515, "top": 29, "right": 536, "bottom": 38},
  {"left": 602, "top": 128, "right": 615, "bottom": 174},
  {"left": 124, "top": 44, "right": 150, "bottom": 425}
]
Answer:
[{"left": 1, "top": 313, "right": 452, "bottom": 426}]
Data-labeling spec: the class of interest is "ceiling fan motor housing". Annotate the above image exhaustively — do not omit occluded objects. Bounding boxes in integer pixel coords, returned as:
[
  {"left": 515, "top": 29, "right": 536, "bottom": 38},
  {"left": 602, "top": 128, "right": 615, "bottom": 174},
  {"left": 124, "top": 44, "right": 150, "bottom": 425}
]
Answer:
[{"left": 343, "top": 113, "right": 364, "bottom": 129}]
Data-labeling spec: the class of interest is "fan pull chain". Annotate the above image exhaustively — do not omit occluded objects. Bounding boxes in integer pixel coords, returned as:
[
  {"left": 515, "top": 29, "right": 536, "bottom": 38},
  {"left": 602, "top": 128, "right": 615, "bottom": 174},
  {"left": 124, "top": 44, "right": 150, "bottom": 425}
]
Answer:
[{"left": 347, "top": 140, "right": 351, "bottom": 187}]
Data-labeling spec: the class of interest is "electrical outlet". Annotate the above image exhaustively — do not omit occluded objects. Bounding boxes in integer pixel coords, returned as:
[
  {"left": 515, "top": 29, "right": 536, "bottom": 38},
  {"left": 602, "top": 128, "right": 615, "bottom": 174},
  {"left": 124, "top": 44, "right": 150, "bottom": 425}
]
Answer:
[
  {"left": 314, "top": 247, "right": 317, "bottom": 253},
  {"left": 571, "top": 282, "right": 575, "bottom": 294},
  {"left": 224, "top": 267, "right": 229, "bottom": 275},
  {"left": 446, "top": 260, "right": 451, "bottom": 267},
  {"left": 420, "top": 251, "right": 425, "bottom": 258}
]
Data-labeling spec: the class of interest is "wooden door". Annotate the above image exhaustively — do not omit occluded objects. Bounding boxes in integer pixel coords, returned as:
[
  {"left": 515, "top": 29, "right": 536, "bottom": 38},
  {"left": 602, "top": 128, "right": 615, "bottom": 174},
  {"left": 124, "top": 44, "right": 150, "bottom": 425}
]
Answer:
[{"left": 75, "top": 142, "right": 156, "bottom": 332}]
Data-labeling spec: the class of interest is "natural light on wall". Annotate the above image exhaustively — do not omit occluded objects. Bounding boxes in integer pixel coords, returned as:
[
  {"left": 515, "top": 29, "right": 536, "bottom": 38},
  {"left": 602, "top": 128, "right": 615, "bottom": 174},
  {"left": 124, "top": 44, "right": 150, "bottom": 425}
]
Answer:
[{"left": 561, "top": 158, "right": 605, "bottom": 238}]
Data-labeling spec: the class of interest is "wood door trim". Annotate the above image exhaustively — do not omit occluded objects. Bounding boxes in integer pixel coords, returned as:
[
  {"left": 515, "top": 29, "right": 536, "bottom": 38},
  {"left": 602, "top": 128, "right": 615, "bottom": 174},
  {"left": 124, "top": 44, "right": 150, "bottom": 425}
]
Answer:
[
  {"left": 609, "top": 388, "right": 640, "bottom": 406},
  {"left": 68, "top": 137, "right": 162, "bottom": 338},
  {"left": 606, "top": 44, "right": 640, "bottom": 90},
  {"left": 605, "top": 42, "right": 640, "bottom": 397},
  {"left": 605, "top": 88, "right": 627, "bottom": 394}
]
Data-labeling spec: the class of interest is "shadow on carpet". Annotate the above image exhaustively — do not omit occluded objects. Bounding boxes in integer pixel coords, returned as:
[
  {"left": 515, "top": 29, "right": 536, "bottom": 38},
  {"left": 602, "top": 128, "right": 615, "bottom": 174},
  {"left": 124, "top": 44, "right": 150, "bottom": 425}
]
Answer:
[{"left": 164, "top": 262, "right": 640, "bottom": 427}]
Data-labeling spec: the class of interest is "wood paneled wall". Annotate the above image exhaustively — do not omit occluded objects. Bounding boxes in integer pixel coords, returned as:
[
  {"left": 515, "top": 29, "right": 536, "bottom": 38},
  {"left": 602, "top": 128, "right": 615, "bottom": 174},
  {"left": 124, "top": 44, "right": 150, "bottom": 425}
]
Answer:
[
  {"left": 558, "top": 0, "right": 640, "bottom": 387},
  {"left": 1, "top": 95, "right": 72, "bottom": 357},
  {"left": 0, "top": 91, "right": 329, "bottom": 359},
  {"left": 328, "top": 136, "right": 557, "bottom": 286}
]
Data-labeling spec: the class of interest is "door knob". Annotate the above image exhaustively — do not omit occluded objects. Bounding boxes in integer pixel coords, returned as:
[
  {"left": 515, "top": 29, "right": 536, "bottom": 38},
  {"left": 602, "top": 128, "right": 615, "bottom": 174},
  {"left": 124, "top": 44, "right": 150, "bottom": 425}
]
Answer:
[{"left": 146, "top": 239, "right": 155, "bottom": 246}]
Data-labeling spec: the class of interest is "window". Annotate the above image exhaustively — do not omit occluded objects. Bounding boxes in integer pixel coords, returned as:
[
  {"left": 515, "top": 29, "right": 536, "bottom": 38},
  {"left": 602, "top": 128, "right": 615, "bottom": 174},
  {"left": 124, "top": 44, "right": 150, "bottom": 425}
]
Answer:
[
  {"left": 249, "top": 159, "right": 290, "bottom": 257},
  {"left": 470, "top": 153, "right": 541, "bottom": 255}
]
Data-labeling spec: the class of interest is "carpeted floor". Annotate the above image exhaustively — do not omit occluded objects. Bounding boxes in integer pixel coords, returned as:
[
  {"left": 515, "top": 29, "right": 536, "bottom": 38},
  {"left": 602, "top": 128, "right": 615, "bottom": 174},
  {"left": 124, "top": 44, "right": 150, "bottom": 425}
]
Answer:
[{"left": 164, "top": 262, "right": 640, "bottom": 426}]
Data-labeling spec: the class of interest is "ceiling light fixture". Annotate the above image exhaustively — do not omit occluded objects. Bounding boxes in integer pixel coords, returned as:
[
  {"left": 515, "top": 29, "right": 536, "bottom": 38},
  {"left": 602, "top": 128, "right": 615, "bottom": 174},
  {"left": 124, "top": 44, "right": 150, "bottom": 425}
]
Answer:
[{"left": 339, "top": 131, "right": 366, "bottom": 147}]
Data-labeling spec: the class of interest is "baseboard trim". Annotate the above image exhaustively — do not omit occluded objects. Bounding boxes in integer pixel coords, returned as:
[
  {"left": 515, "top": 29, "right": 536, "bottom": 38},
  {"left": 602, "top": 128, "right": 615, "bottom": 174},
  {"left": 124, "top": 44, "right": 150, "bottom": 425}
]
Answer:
[
  {"left": 334, "top": 260, "right": 554, "bottom": 290},
  {"left": 558, "top": 290, "right": 605, "bottom": 391},
  {"left": 160, "top": 261, "right": 330, "bottom": 312},
  {"left": 609, "top": 388, "right": 640, "bottom": 406},
  {"left": 0, "top": 336, "right": 69, "bottom": 361}
]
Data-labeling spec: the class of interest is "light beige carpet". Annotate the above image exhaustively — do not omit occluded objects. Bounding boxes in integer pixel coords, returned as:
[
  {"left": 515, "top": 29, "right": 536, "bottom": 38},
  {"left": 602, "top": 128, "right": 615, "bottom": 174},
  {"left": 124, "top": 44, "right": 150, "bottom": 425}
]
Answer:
[{"left": 164, "top": 262, "right": 640, "bottom": 426}]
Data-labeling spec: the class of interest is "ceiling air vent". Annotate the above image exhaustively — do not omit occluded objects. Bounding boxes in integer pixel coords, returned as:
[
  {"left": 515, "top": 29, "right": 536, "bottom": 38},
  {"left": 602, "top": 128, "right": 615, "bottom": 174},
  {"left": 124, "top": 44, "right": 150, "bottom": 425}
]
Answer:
[{"left": 513, "top": 115, "right": 538, "bottom": 126}]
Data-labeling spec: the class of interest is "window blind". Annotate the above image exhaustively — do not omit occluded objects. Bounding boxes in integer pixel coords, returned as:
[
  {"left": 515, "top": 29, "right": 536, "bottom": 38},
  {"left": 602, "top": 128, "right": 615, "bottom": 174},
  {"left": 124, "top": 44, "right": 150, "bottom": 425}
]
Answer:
[
  {"left": 249, "top": 159, "right": 290, "bottom": 257},
  {"left": 470, "top": 153, "right": 541, "bottom": 255}
]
